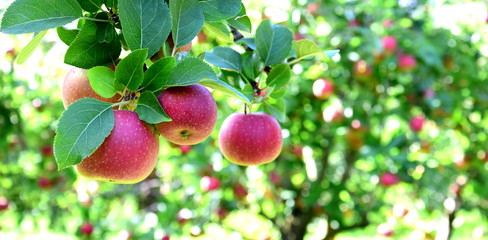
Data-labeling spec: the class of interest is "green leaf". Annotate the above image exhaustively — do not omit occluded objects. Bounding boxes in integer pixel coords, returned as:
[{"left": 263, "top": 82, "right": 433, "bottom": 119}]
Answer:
[
  {"left": 255, "top": 20, "right": 293, "bottom": 66},
  {"left": 269, "top": 87, "right": 286, "bottom": 99},
  {"left": 115, "top": 48, "right": 148, "bottom": 91},
  {"left": 65, "top": 21, "right": 121, "bottom": 69},
  {"left": 87, "top": 66, "right": 122, "bottom": 98},
  {"left": 57, "top": 27, "right": 79, "bottom": 45},
  {"left": 135, "top": 91, "right": 171, "bottom": 124},
  {"left": 143, "top": 57, "right": 176, "bottom": 91},
  {"left": 203, "top": 22, "right": 233, "bottom": 44},
  {"left": 119, "top": 0, "right": 171, "bottom": 57},
  {"left": 200, "top": 0, "right": 241, "bottom": 22},
  {"left": 76, "top": 0, "right": 103, "bottom": 12},
  {"left": 200, "top": 79, "right": 251, "bottom": 104},
  {"left": 96, "top": 22, "right": 116, "bottom": 43},
  {"left": 205, "top": 47, "right": 242, "bottom": 72},
  {"left": 263, "top": 98, "right": 286, "bottom": 122},
  {"left": 292, "top": 40, "right": 340, "bottom": 63},
  {"left": 16, "top": 30, "right": 47, "bottom": 65},
  {"left": 0, "top": 0, "right": 83, "bottom": 34},
  {"left": 54, "top": 98, "right": 114, "bottom": 170},
  {"left": 227, "top": 4, "right": 251, "bottom": 32},
  {"left": 104, "top": 0, "right": 118, "bottom": 8},
  {"left": 170, "top": 0, "right": 204, "bottom": 50},
  {"left": 266, "top": 64, "right": 291, "bottom": 88},
  {"left": 237, "top": 38, "right": 256, "bottom": 50},
  {"left": 166, "top": 56, "right": 217, "bottom": 86},
  {"left": 242, "top": 52, "right": 260, "bottom": 80}
]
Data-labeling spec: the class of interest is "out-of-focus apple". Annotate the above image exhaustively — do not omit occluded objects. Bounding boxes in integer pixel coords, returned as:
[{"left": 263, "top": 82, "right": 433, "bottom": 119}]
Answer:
[
  {"left": 291, "top": 145, "right": 303, "bottom": 158},
  {"left": 162, "top": 235, "right": 170, "bottom": 240},
  {"left": 377, "top": 223, "right": 393, "bottom": 237},
  {"left": 312, "top": 79, "right": 334, "bottom": 99},
  {"left": 398, "top": 54, "right": 417, "bottom": 71},
  {"left": 178, "top": 145, "right": 192, "bottom": 155},
  {"left": 348, "top": 19, "right": 360, "bottom": 27},
  {"left": 307, "top": 2, "right": 320, "bottom": 15},
  {"left": 379, "top": 172, "right": 399, "bottom": 186},
  {"left": 200, "top": 176, "right": 220, "bottom": 192},
  {"left": 322, "top": 104, "right": 344, "bottom": 123},
  {"left": 383, "top": 19, "right": 394, "bottom": 28},
  {"left": 354, "top": 60, "right": 373, "bottom": 78},
  {"left": 80, "top": 222, "right": 94, "bottom": 236},
  {"left": 0, "top": 197, "right": 9, "bottom": 211},
  {"left": 393, "top": 203, "right": 408, "bottom": 218},
  {"left": 233, "top": 183, "right": 248, "bottom": 199},
  {"left": 294, "top": 33, "right": 305, "bottom": 41},
  {"left": 270, "top": 172, "right": 281, "bottom": 185},
  {"left": 216, "top": 207, "right": 228, "bottom": 220},
  {"left": 423, "top": 89, "right": 435, "bottom": 99},
  {"left": 382, "top": 36, "right": 397, "bottom": 53},
  {"left": 38, "top": 177, "right": 54, "bottom": 189},
  {"left": 177, "top": 209, "right": 192, "bottom": 225},
  {"left": 409, "top": 116, "right": 424, "bottom": 132}
]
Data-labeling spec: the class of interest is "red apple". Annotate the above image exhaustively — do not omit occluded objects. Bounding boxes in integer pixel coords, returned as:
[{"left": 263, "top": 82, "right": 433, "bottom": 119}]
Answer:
[
  {"left": 379, "top": 173, "right": 399, "bottom": 186},
  {"left": 348, "top": 19, "right": 360, "bottom": 27},
  {"left": 38, "top": 177, "right": 54, "bottom": 189},
  {"left": 177, "top": 209, "right": 192, "bottom": 225},
  {"left": 270, "top": 172, "right": 281, "bottom": 185},
  {"left": 291, "top": 145, "right": 303, "bottom": 158},
  {"left": 0, "top": 197, "right": 9, "bottom": 211},
  {"left": 393, "top": 203, "right": 408, "bottom": 218},
  {"left": 80, "top": 223, "right": 94, "bottom": 236},
  {"left": 383, "top": 19, "right": 394, "bottom": 28},
  {"left": 200, "top": 176, "right": 220, "bottom": 192},
  {"left": 216, "top": 207, "right": 228, "bottom": 220},
  {"left": 382, "top": 36, "right": 397, "bottom": 53},
  {"left": 178, "top": 145, "right": 192, "bottom": 155},
  {"left": 62, "top": 67, "right": 120, "bottom": 108},
  {"left": 377, "top": 223, "right": 393, "bottom": 237},
  {"left": 233, "top": 183, "right": 248, "bottom": 199},
  {"left": 307, "top": 2, "right": 320, "bottom": 15},
  {"left": 218, "top": 112, "right": 283, "bottom": 165},
  {"left": 409, "top": 116, "right": 424, "bottom": 132},
  {"left": 162, "top": 235, "right": 170, "bottom": 240},
  {"left": 41, "top": 146, "right": 53, "bottom": 157},
  {"left": 322, "top": 104, "right": 343, "bottom": 123},
  {"left": 76, "top": 110, "right": 159, "bottom": 184},
  {"left": 398, "top": 54, "right": 417, "bottom": 71},
  {"left": 312, "top": 79, "right": 334, "bottom": 99},
  {"left": 354, "top": 60, "right": 373, "bottom": 78},
  {"left": 156, "top": 84, "right": 217, "bottom": 145}
]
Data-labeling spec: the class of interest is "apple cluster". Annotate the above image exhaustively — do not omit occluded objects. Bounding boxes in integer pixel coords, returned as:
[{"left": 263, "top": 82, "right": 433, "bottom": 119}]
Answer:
[{"left": 61, "top": 65, "right": 283, "bottom": 183}]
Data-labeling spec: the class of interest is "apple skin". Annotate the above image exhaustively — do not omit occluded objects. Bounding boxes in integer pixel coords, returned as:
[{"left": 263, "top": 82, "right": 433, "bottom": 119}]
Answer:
[
  {"left": 218, "top": 112, "right": 283, "bottom": 166},
  {"left": 76, "top": 110, "right": 159, "bottom": 184},
  {"left": 38, "top": 177, "right": 54, "bottom": 189},
  {"left": 409, "top": 116, "right": 424, "bottom": 132},
  {"left": 382, "top": 36, "right": 397, "bottom": 53},
  {"left": 233, "top": 184, "right": 248, "bottom": 199},
  {"left": 379, "top": 173, "right": 399, "bottom": 186},
  {"left": 162, "top": 235, "right": 170, "bottom": 240},
  {"left": 0, "top": 197, "right": 9, "bottom": 211},
  {"left": 80, "top": 223, "right": 94, "bottom": 235},
  {"left": 398, "top": 54, "right": 417, "bottom": 71},
  {"left": 200, "top": 176, "right": 220, "bottom": 192},
  {"left": 322, "top": 104, "right": 343, "bottom": 123},
  {"left": 62, "top": 67, "right": 120, "bottom": 108},
  {"left": 312, "top": 79, "right": 334, "bottom": 99},
  {"left": 156, "top": 84, "right": 217, "bottom": 145}
]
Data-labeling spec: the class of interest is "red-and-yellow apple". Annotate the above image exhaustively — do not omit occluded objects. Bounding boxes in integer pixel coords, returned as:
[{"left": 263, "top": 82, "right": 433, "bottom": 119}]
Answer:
[
  {"left": 322, "top": 104, "right": 344, "bottom": 123},
  {"left": 218, "top": 112, "right": 283, "bottom": 165},
  {"left": 398, "top": 54, "right": 417, "bottom": 71},
  {"left": 76, "top": 110, "right": 159, "bottom": 184},
  {"left": 382, "top": 36, "right": 397, "bottom": 53},
  {"left": 354, "top": 60, "right": 373, "bottom": 78},
  {"left": 409, "top": 116, "right": 424, "bottom": 132},
  {"left": 156, "top": 84, "right": 217, "bottom": 145},
  {"left": 62, "top": 67, "right": 120, "bottom": 108},
  {"left": 312, "top": 78, "right": 334, "bottom": 99},
  {"left": 379, "top": 172, "right": 399, "bottom": 186}
]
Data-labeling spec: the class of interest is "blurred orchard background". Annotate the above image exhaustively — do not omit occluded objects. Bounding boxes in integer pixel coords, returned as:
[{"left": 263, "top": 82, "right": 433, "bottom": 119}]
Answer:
[{"left": 1, "top": 0, "right": 488, "bottom": 239}]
